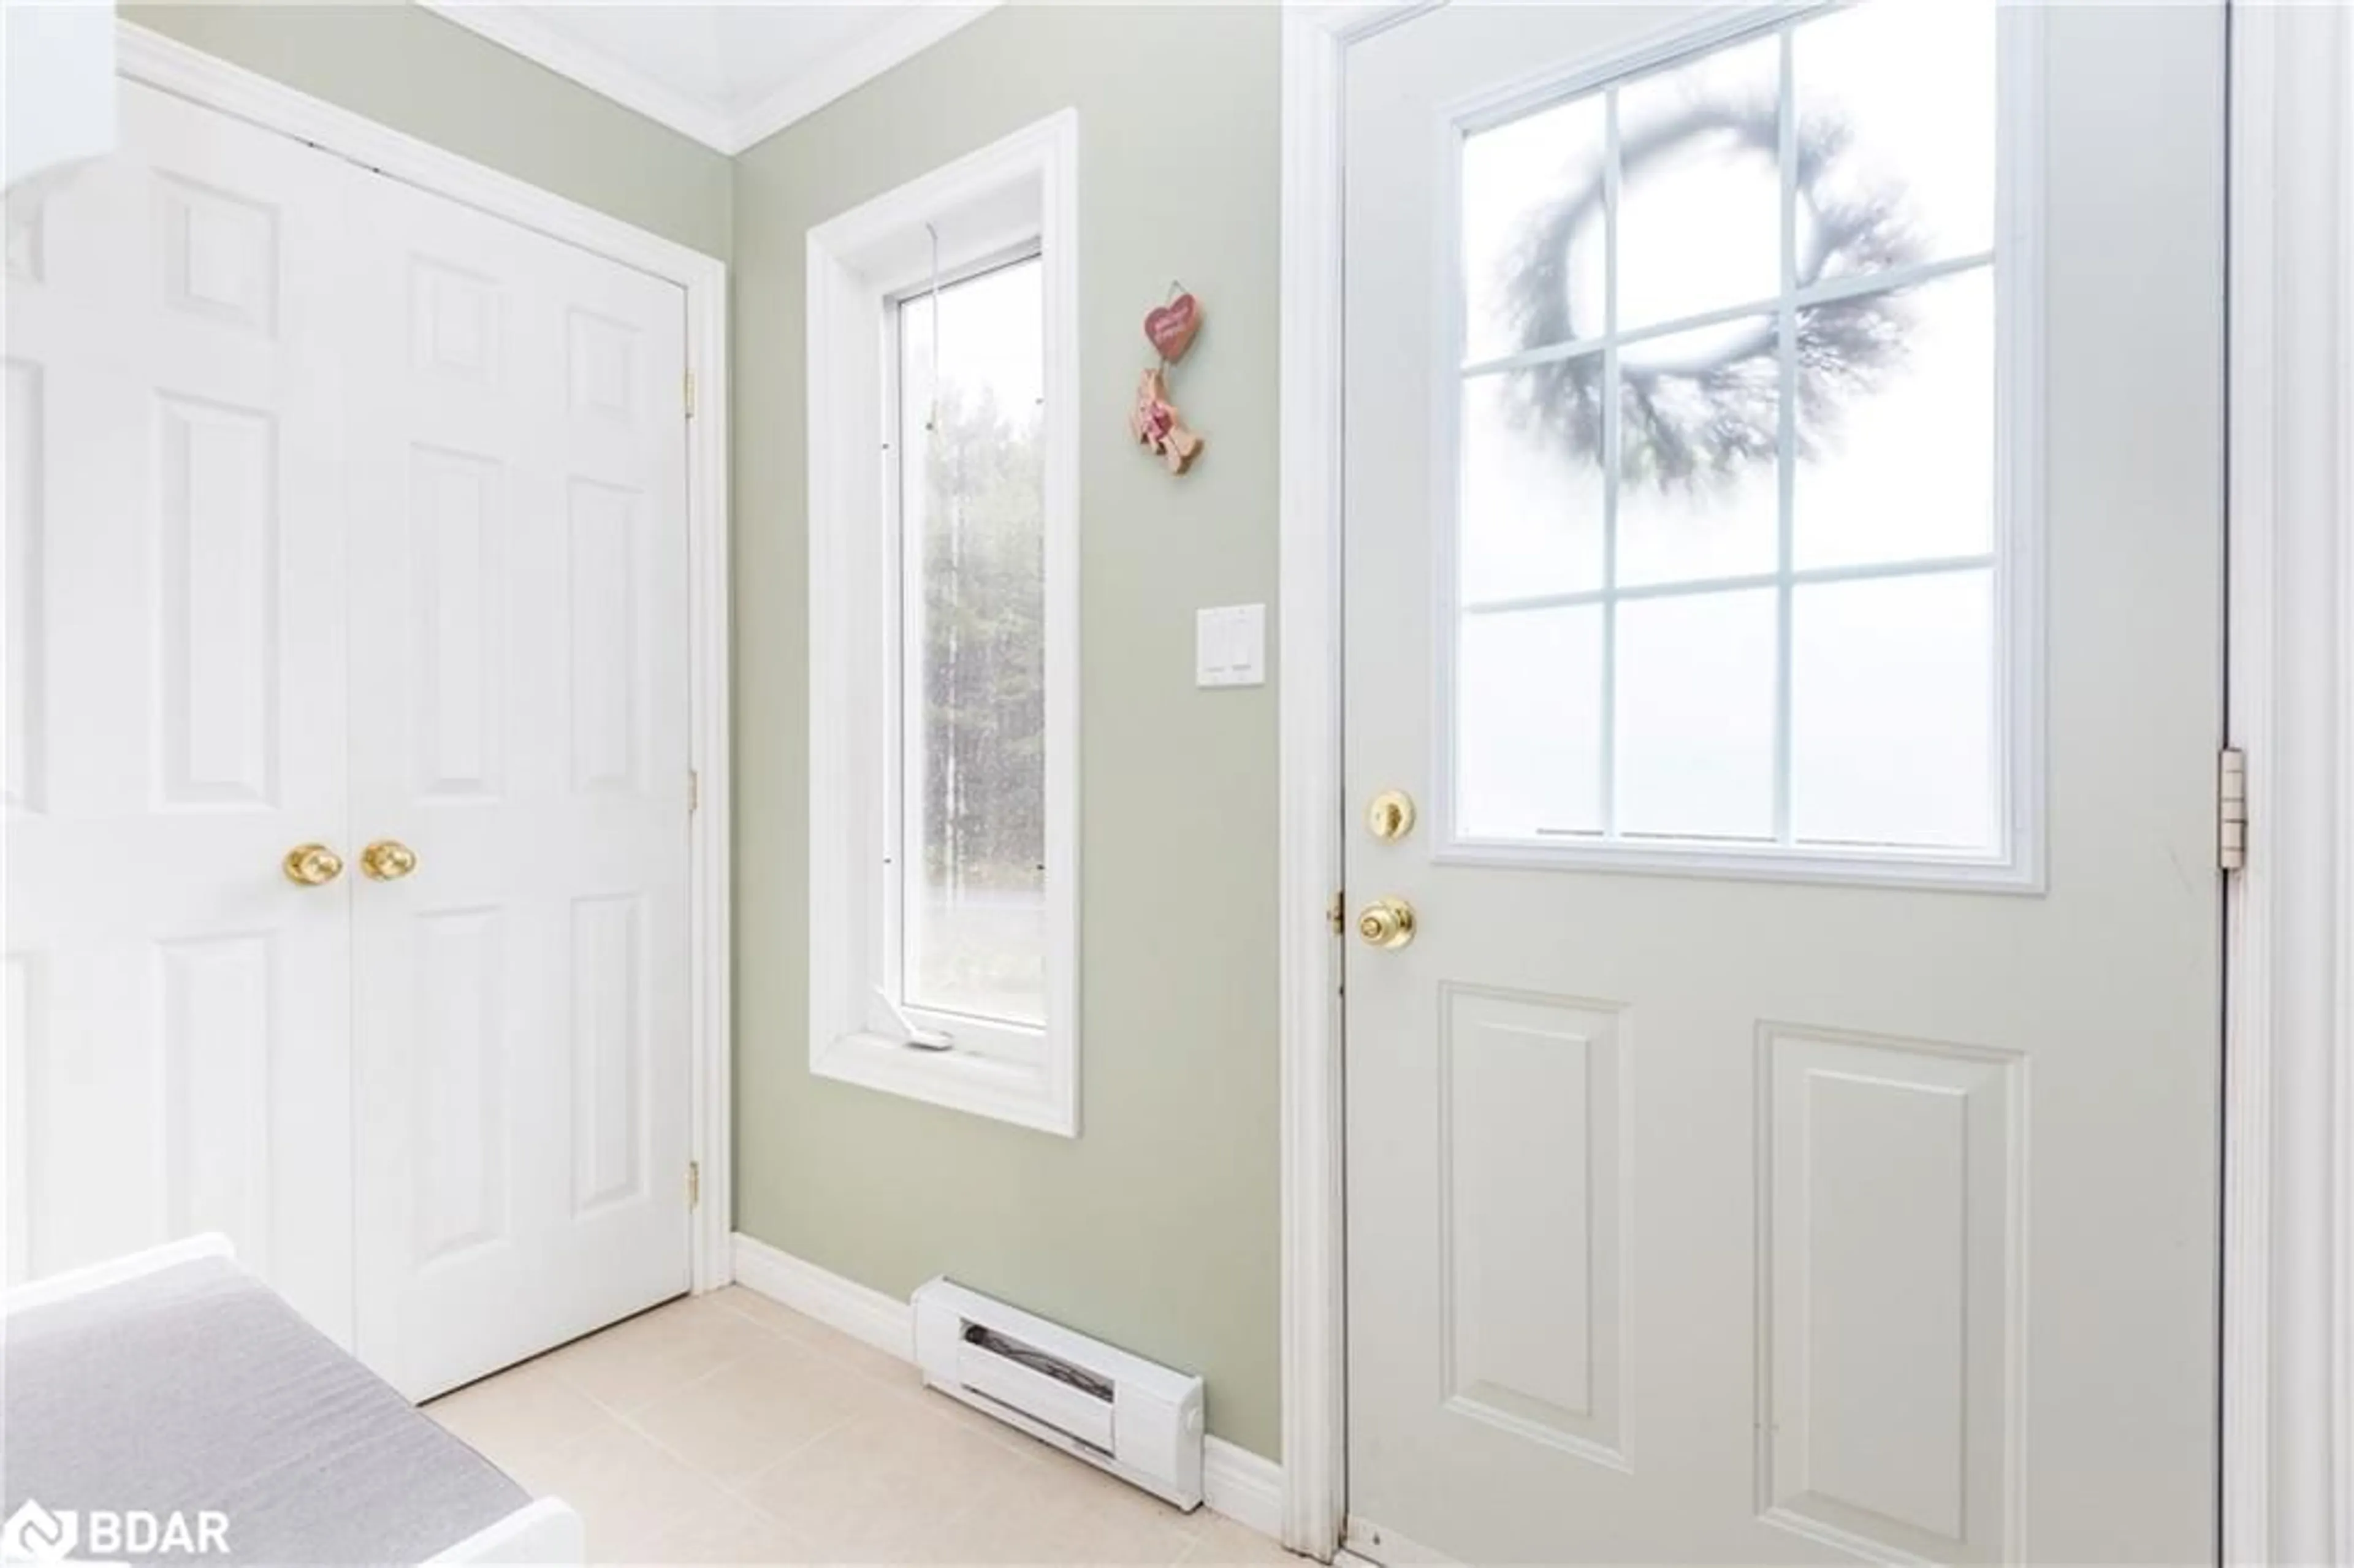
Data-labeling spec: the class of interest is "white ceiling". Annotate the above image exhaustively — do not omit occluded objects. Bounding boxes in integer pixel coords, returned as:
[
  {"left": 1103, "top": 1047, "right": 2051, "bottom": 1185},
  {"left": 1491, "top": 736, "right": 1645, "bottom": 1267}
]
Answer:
[{"left": 419, "top": 2, "right": 998, "bottom": 154}]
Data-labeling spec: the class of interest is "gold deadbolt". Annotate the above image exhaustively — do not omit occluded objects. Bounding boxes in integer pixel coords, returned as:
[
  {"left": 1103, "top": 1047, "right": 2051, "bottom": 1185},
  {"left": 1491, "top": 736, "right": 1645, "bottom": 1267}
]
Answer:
[
  {"left": 1366, "top": 789, "right": 1417, "bottom": 842},
  {"left": 1355, "top": 896, "right": 1417, "bottom": 950},
  {"left": 360, "top": 840, "right": 419, "bottom": 882},
  {"left": 283, "top": 843, "right": 344, "bottom": 887}
]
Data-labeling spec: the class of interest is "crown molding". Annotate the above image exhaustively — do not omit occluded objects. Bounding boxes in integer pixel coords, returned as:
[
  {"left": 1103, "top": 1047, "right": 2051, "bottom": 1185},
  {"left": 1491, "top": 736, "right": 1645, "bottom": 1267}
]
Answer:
[
  {"left": 417, "top": 2, "right": 997, "bottom": 156},
  {"left": 728, "top": 4, "right": 994, "bottom": 154},
  {"left": 417, "top": 1, "right": 737, "bottom": 150}
]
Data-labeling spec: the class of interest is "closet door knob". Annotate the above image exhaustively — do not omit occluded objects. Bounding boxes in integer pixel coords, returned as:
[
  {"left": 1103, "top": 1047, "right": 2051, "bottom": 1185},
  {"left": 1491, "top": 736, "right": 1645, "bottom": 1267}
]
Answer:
[
  {"left": 360, "top": 840, "right": 419, "bottom": 882},
  {"left": 282, "top": 844, "right": 345, "bottom": 887}
]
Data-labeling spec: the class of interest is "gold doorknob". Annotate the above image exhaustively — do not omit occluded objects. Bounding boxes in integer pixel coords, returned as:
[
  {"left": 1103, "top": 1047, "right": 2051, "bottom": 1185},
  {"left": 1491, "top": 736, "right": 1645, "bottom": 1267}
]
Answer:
[
  {"left": 360, "top": 840, "right": 419, "bottom": 882},
  {"left": 1366, "top": 789, "right": 1417, "bottom": 842},
  {"left": 283, "top": 843, "right": 344, "bottom": 886},
  {"left": 1355, "top": 896, "right": 1417, "bottom": 950}
]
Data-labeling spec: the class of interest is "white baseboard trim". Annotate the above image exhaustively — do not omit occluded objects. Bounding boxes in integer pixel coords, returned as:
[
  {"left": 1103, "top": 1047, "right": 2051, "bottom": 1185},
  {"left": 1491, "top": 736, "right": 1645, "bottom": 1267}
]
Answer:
[
  {"left": 729, "top": 1231, "right": 913, "bottom": 1361},
  {"left": 1202, "top": 1436, "right": 1286, "bottom": 1541},
  {"left": 726, "top": 1232, "right": 1285, "bottom": 1541}
]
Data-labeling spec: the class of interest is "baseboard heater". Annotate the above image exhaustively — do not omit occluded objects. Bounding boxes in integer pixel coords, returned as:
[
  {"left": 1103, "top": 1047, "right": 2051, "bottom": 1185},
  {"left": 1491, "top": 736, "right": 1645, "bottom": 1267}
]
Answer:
[{"left": 910, "top": 1277, "right": 1205, "bottom": 1510}]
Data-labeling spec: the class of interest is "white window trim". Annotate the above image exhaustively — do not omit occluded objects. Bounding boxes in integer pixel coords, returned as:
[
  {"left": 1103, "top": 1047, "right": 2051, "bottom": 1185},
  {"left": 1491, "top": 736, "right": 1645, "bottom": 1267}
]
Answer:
[
  {"left": 1427, "top": 5, "right": 2047, "bottom": 892},
  {"left": 807, "top": 108, "right": 1081, "bottom": 1137}
]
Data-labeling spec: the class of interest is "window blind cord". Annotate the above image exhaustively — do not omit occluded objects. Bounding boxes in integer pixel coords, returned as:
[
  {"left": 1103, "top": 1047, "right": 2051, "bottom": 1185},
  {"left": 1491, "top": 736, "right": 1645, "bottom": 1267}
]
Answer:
[{"left": 923, "top": 221, "right": 942, "bottom": 434}]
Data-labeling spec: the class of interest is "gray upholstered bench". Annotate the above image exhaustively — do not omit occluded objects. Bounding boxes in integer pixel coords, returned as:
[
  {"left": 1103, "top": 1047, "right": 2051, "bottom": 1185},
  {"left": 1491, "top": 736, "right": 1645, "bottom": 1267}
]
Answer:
[{"left": 3, "top": 1237, "right": 582, "bottom": 1566}]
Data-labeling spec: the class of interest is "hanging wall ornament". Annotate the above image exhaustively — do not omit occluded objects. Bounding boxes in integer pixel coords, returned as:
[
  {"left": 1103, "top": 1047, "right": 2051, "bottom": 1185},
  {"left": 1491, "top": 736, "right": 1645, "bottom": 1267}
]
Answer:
[
  {"left": 1145, "top": 289, "right": 1202, "bottom": 362},
  {"left": 1499, "top": 100, "right": 1922, "bottom": 494},
  {"left": 1130, "top": 367, "right": 1204, "bottom": 474},
  {"left": 1132, "top": 282, "right": 1205, "bottom": 474}
]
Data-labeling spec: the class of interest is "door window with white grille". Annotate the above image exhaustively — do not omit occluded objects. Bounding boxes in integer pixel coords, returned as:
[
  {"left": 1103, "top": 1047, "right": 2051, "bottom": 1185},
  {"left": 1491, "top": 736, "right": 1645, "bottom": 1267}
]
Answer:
[{"left": 1446, "top": 2, "right": 2033, "bottom": 883}]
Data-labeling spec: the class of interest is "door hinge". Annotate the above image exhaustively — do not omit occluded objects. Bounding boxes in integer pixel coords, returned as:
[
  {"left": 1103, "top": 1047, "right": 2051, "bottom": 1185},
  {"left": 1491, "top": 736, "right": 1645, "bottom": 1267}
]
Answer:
[
  {"left": 684, "top": 369, "right": 696, "bottom": 420},
  {"left": 687, "top": 1160, "right": 701, "bottom": 1209},
  {"left": 689, "top": 768, "right": 700, "bottom": 813},
  {"left": 1327, "top": 890, "right": 1345, "bottom": 936},
  {"left": 2219, "top": 747, "right": 2247, "bottom": 872}
]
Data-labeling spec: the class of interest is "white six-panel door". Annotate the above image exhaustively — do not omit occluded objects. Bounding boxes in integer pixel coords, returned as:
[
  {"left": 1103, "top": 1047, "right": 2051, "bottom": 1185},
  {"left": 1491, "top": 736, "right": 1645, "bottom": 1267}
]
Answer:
[
  {"left": 3, "top": 78, "right": 693, "bottom": 1398},
  {"left": 343, "top": 168, "right": 692, "bottom": 1401},
  {"left": 4, "top": 84, "right": 357, "bottom": 1341}
]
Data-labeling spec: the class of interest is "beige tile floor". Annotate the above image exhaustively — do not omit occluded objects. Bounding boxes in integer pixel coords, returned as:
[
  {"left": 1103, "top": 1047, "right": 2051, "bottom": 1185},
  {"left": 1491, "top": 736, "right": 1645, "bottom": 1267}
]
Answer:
[{"left": 425, "top": 1287, "right": 1293, "bottom": 1566}]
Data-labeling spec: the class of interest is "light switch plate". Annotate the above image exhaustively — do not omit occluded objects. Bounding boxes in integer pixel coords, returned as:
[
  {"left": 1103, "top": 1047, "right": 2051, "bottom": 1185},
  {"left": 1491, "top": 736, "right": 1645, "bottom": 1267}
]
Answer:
[{"left": 1197, "top": 604, "right": 1267, "bottom": 688}]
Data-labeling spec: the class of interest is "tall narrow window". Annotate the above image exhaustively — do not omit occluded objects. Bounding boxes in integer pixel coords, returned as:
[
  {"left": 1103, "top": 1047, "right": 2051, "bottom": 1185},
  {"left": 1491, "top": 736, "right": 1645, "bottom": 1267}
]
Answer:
[
  {"left": 806, "top": 108, "right": 1079, "bottom": 1134},
  {"left": 1447, "top": 2, "right": 2031, "bottom": 882},
  {"left": 893, "top": 256, "right": 1048, "bottom": 1040}
]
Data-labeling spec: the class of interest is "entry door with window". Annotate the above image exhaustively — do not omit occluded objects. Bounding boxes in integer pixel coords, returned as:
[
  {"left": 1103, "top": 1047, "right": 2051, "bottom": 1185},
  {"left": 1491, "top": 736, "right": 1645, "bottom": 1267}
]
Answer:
[{"left": 1341, "top": 5, "right": 2223, "bottom": 1563}]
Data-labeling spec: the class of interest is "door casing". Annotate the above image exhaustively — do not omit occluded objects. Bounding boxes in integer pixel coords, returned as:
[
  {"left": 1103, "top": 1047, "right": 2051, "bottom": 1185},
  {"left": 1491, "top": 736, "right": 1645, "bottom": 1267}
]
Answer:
[
  {"left": 2216, "top": 5, "right": 2354, "bottom": 1565},
  {"left": 1274, "top": 1, "right": 2354, "bottom": 1561},
  {"left": 111, "top": 19, "right": 739, "bottom": 1304}
]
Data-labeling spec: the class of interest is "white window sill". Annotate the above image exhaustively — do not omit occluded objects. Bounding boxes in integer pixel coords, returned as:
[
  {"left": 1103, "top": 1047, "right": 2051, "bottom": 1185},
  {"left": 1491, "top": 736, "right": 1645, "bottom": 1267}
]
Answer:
[{"left": 813, "top": 1029, "right": 1078, "bottom": 1138}]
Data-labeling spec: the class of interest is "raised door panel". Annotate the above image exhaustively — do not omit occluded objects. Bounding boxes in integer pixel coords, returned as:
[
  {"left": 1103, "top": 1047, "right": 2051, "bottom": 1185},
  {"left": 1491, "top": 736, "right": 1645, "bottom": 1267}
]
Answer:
[
  {"left": 6, "top": 951, "right": 164, "bottom": 1279},
  {"left": 156, "top": 172, "right": 281, "bottom": 338},
  {"left": 1439, "top": 986, "right": 1624, "bottom": 1467},
  {"left": 157, "top": 935, "right": 278, "bottom": 1263},
  {"left": 155, "top": 394, "right": 281, "bottom": 807},
  {"left": 409, "top": 446, "right": 505, "bottom": 801},
  {"left": 569, "top": 893, "right": 647, "bottom": 1217},
  {"left": 410, "top": 909, "right": 509, "bottom": 1269},
  {"left": 566, "top": 479, "right": 644, "bottom": 796},
  {"left": 410, "top": 258, "right": 505, "bottom": 389},
  {"left": 1759, "top": 1027, "right": 2022, "bottom": 1562},
  {"left": 6, "top": 191, "right": 45, "bottom": 283},
  {"left": 565, "top": 308, "right": 639, "bottom": 425}
]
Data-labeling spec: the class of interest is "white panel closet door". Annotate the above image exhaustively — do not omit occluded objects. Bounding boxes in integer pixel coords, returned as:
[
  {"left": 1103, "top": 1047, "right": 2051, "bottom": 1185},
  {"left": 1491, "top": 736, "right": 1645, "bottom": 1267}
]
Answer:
[
  {"left": 2, "top": 83, "right": 355, "bottom": 1339},
  {"left": 340, "top": 167, "right": 693, "bottom": 1400}
]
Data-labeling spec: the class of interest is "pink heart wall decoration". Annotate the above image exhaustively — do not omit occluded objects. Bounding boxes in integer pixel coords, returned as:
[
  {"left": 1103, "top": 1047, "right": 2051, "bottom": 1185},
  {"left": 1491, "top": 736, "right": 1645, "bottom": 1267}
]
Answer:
[{"left": 1145, "top": 292, "right": 1202, "bottom": 362}]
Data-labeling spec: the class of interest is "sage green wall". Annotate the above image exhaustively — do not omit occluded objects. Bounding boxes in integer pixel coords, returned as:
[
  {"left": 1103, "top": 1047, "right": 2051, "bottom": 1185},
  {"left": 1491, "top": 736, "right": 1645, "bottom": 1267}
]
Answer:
[
  {"left": 731, "top": 4, "right": 1283, "bottom": 1458},
  {"left": 121, "top": 2, "right": 731, "bottom": 257}
]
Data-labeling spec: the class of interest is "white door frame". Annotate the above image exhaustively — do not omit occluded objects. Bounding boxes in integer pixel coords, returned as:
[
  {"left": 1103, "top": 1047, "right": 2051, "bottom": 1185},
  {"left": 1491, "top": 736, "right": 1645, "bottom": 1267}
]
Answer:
[
  {"left": 2220, "top": 6, "right": 2354, "bottom": 1564},
  {"left": 1275, "top": 2, "right": 2354, "bottom": 1561},
  {"left": 111, "top": 22, "right": 737, "bottom": 1301}
]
